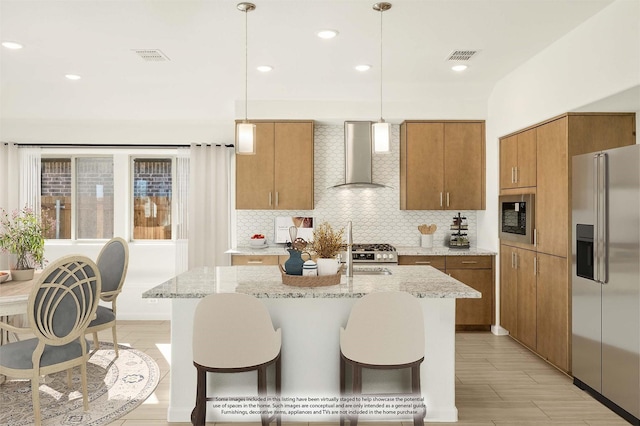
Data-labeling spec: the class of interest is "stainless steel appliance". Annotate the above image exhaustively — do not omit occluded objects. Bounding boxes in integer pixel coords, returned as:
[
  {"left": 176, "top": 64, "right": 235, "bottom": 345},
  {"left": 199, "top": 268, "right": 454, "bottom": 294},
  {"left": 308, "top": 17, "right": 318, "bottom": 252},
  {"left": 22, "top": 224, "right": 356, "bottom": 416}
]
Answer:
[
  {"left": 332, "top": 121, "right": 387, "bottom": 188},
  {"left": 340, "top": 243, "right": 398, "bottom": 264},
  {"left": 572, "top": 144, "right": 640, "bottom": 425},
  {"left": 499, "top": 193, "right": 535, "bottom": 244}
]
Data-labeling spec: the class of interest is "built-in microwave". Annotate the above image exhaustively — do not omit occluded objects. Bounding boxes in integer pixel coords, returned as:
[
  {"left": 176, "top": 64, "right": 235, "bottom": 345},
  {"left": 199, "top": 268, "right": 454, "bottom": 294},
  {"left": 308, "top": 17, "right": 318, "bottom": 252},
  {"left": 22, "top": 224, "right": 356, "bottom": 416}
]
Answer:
[{"left": 499, "top": 194, "right": 535, "bottom": 244}]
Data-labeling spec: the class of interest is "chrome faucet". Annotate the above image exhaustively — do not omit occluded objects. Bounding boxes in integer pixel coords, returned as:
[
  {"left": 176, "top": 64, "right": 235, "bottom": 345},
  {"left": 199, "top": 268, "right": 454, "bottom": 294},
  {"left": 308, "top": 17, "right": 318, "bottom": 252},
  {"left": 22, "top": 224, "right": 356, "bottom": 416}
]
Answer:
[{"left": 346, "top": 221, "right": 353, "bottom": 277}]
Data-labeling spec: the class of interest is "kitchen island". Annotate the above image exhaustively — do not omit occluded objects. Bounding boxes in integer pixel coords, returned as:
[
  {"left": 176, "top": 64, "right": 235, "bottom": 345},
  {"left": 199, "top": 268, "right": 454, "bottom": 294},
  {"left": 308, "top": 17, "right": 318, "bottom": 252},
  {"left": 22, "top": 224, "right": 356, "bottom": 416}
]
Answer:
[{"left": 143, "top": 265, "right": 480, "bottom": 423}]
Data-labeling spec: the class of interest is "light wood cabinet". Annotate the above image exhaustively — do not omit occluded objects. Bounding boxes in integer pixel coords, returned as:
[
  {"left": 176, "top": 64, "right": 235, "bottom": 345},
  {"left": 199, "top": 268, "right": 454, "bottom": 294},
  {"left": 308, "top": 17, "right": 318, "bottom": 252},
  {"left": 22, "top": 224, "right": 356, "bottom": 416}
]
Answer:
[
  {"left": 500, "top": 128, "right": 536, "bottom": 190},
  {"left": 499, "top": 112, "right": 636, "bottom": 373},
  {"left": 397, "top": 255, "right": 445, "bottom": 270},
  {"left": 447, "top": 256, "right": 495, "bottom": 327},
  {"left": 500, "top": 245, "right": 537, "bottom": 351},
  {"left": 535, "top": 118, "right": 568, "bottom": 258},
  {"left": 398, "top": 254, "right": 495, "bottom": 328},
  {"left": 231, "top": 254, "right": 288, "bottom": 266},
  {"left": 400, "top": 121, "right": 485, "bottom": 210},
  {"left": 536, "top": 252, "right": 569, "bottom": 371},
  {"left": 236, "top": 120, "right": 314, "bottom": 210}
]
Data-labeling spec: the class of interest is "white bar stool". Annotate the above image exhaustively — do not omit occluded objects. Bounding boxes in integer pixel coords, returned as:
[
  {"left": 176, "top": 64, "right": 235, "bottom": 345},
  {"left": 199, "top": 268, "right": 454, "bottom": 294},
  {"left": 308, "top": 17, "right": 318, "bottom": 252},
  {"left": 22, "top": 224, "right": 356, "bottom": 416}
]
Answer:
[
  {"left": 340, "top": 291, "right": 426, "bottom": 426},
  {"left": 191, "top": 293, "right": 282, "bottom": 426}
]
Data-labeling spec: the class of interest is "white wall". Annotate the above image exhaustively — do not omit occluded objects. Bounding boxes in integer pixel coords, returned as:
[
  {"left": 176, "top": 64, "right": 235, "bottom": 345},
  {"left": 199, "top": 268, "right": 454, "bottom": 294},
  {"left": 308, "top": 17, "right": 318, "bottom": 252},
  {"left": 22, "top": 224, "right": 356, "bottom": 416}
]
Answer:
[{"left": 480, "top": 0, "right": 639, "bottom": 330}]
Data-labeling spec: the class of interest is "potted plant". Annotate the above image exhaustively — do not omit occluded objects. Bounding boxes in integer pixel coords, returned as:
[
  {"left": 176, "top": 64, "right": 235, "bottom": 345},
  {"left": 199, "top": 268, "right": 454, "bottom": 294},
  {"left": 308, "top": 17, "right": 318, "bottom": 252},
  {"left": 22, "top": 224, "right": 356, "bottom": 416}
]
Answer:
[
  {"left": 310, "top": 221, "right": 344, "bottom": 276},
  {"left": 0, "top": 206, "right": 48, "bottom": 280}
]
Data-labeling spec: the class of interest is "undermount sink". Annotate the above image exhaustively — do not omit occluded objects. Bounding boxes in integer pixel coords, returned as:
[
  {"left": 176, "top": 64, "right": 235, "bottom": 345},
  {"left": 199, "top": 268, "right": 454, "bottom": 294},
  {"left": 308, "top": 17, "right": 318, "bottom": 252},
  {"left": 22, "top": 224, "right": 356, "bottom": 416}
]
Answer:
[{"left": 343, "top": 267, "right": 392, "bottom": 276}]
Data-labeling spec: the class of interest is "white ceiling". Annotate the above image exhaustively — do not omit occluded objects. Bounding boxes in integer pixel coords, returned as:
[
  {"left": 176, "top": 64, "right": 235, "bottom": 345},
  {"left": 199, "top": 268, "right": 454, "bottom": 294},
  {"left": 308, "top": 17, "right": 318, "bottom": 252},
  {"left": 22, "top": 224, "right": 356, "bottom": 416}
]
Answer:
[{"left": 0, "top": 0, "right": 618, "bottom": 123}]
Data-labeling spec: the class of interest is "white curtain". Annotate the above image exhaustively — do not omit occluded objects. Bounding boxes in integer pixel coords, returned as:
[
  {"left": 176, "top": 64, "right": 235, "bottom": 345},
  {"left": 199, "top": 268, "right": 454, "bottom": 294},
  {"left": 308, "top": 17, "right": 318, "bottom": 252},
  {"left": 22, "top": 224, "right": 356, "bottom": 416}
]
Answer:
[
  {"left": 18, "top": 147, "right": 41, "bottom": 213},
  {"left": 0, "top": 143, "right": 20, "bottom": 214},
  {"left": 0, "top": 144, "right": 40, "bottom": 283},
  {"left": 175, "top": 148, "right": 190, "bottom": 274},
  {"left": 187, "top": 144, "right": 232, "bottom": 269}
]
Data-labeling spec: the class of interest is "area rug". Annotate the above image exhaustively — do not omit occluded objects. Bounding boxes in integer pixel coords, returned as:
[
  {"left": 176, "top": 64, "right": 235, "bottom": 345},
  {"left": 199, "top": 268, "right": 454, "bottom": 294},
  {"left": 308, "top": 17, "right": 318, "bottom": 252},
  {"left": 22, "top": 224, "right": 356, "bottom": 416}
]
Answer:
[{"left": 0, "top": 342, "right": 160, "bottom": 426}]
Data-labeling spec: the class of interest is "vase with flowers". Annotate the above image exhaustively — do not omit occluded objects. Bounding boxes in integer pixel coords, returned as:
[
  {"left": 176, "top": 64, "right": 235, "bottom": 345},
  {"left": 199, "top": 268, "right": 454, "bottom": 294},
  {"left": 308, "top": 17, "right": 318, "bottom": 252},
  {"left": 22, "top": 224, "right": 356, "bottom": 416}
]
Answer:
[
  {"left": 0, "top": 206, "right": 49, "bottom": 281},
  {"left": 310, "top": 221, "right": 344, "bottom": 276}
]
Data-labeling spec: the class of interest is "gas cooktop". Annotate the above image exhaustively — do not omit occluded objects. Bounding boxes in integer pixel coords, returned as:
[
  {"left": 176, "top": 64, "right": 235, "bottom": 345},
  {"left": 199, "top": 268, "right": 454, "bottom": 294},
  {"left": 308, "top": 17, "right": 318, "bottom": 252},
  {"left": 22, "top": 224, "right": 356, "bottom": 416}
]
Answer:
[{"left": 341, "top": 243, "right": 398, "bottom": 264}]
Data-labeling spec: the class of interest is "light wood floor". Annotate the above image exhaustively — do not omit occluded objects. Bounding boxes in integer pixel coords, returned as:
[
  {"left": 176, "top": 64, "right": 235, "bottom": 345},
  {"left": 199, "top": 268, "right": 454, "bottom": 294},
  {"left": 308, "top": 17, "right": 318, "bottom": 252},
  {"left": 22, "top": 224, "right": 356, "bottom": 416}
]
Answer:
[{"left": 101, "top": 321, "right": 630, "bottom": 426}]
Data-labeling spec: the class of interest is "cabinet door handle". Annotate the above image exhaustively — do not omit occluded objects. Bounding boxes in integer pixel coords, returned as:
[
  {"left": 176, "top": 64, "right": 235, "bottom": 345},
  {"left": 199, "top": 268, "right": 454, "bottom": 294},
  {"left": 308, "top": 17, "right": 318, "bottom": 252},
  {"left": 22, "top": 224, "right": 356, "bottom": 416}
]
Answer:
[
  {"left": 440, "top": 192, "right": 443, "bottom": 207},
  {"left": 415, "top": 261, "right": 431, "bottom": 264},
  {"left": 515, "top": 166, "right": 518, "bottom": 183},
  {"left": 269, "top": 192, "right": 272, "bottom": 206},
  {"left": 533, "top": 229, "right": 537, "bottom": 247},
  {"left": 511, "top": 167, "right": 515, "bottom": 183},
  {"left": 446, "top": 192, "right": 450, "bottom": 207},
  {"left": 533, "top": 256, "right": 537, "bottom": 276},
  {"left": 247, "top": 260, "right": 264, "bottom": 264},
  {"left": 275, "top": 191, "right": 279, "bottom": 207},
  {"left": 511, "top": 252, "right": 515, "bottom": 268},
  {"left": 461, "top": 261, "right": 477, "bottom": 264}
]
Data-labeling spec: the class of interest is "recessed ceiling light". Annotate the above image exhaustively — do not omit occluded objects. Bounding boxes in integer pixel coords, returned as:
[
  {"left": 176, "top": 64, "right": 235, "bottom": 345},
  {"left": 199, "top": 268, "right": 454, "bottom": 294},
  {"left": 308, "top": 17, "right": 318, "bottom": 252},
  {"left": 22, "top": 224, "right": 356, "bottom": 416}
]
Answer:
[
  {"left": 316, "top": 30, "right": 338, "bottom": 39},
  {"left": 452, "top": 64, "right": 468, "bottom": 72},
  {"left": 2, "top": 41, "right": 23, "bottom": 50},
  {"left": 65, "top": 74, "right": 82, "bottom": 80},
  {"left": 257, "top": 65, "right": 273, "bottom": 72},
  {"left": 355, "top": 64, "right": 371, "bottom": 72}
]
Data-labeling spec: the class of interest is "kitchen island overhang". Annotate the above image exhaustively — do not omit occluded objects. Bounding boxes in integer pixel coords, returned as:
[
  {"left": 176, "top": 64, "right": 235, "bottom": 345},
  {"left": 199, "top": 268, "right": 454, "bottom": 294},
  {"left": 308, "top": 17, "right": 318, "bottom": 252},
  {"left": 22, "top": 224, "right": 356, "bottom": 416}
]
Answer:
[{"left": 143, "top": 265, "right": 480, "bottom": 423}]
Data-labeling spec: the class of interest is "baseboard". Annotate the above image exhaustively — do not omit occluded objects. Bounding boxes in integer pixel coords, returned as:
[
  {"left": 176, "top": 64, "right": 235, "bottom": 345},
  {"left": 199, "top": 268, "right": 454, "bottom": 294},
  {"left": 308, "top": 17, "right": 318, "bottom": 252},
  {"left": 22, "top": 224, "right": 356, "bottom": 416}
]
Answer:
[
  {"left": 573, "top": 378, "right": 640, "bottom": 425},
  {"left": 491, "top": 324, "right": 510, "bottom": 336}
]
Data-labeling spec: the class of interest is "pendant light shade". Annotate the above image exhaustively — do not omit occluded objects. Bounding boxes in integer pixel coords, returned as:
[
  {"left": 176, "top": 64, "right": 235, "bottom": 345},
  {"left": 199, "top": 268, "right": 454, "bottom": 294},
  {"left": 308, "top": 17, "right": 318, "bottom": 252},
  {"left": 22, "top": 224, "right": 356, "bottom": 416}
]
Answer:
[
  {"left": 237, "top": 122, "right": 256, "bottom": 154},
  {"left": 236, "top": 2, "right": 256, "bottom": 155},
  {"left": 372, "top": 2, "right": 392, "bottom": 154},
  {"left": 372, "top": 120, "right": 390, "bottom": 153}
]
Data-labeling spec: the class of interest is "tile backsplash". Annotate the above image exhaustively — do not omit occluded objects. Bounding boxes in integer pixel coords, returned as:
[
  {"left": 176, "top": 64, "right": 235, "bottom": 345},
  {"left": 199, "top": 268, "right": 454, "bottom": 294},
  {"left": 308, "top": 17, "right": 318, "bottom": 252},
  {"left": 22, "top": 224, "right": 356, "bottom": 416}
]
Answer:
[{"left": 235, "top": 124, "right": 477, "bottom": 248}]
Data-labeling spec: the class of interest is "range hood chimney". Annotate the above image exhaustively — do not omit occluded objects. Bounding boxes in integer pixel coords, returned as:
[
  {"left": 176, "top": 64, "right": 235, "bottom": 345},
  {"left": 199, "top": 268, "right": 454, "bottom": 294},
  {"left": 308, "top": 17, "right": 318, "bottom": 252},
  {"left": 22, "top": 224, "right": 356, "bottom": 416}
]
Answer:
[{"left": 332, "top": 121, "right": 386, "bottom": 188}]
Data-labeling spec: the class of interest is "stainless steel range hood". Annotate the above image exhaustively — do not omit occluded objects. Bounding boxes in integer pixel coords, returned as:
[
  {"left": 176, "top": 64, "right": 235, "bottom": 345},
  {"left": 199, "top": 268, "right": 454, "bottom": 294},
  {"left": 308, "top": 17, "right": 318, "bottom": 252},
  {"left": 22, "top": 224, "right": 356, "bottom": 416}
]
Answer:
[{"left": 332, "top": 121, "right": 386, "bottom": 188}]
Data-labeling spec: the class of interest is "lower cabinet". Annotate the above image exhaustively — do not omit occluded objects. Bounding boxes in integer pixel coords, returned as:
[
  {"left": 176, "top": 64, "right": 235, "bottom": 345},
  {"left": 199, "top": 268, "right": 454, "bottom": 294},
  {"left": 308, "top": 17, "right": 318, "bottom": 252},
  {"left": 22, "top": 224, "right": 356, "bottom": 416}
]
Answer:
[
  {"left": 230, "top": 255, "right": 287, "bottom": 266},
  {"left": 399, "top": 255, "right": 495, "bottom": 328},
  {"left": 536, "top": 252, "right": 569, "bottom": 372},
  {"left": 500, "top": 244, "right": 569, "bottom": 372}
]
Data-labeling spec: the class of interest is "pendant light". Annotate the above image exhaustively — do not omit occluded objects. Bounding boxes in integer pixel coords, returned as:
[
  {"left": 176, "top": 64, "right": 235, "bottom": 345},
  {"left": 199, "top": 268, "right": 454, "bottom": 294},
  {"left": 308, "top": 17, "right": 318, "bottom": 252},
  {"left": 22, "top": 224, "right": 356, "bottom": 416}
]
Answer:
[
  {"left": 372, "top": 2, "right": 391, "bottom": 154},
  {"left": 236, "top": 2, "right": 256, "bottom": 155}
]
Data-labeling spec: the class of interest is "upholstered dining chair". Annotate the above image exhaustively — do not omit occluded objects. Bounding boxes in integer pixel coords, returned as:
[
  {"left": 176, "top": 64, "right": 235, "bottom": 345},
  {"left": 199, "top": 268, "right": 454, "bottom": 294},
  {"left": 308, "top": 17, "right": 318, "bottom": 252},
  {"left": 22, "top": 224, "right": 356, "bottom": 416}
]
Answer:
[
  {"left": 340, "top": 291, "right": 426, "bottom": 426},
  {"left": 191, "top": 293, "right": 282, "bottom": 426},
  {"left": 85, "top": 236, "right": 129, "bottom": 357},
  {"left": 0, "top": 255, "right": 101, "bottom": 426}
]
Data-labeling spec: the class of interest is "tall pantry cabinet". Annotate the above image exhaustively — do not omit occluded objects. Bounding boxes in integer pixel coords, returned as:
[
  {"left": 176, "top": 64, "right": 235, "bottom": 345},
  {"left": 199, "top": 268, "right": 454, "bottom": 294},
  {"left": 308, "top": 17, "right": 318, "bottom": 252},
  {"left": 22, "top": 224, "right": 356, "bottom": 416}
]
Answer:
[{"left": 499, "top": 112, "right": 636, "bottom": 373}]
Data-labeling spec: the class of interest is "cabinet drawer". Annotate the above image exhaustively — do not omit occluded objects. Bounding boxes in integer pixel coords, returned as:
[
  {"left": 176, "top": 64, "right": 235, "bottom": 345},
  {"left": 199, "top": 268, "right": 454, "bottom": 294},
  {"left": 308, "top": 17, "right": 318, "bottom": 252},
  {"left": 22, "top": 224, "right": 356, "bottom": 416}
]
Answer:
[
  {"left": 231, "top": 255, "right": 279, "bottom": 266},
  {"left": 446, "top": 256, "right": 492, "bottom": 269},
  {"left": 398, "top": 256, "right": 445, "bottom": 270}
]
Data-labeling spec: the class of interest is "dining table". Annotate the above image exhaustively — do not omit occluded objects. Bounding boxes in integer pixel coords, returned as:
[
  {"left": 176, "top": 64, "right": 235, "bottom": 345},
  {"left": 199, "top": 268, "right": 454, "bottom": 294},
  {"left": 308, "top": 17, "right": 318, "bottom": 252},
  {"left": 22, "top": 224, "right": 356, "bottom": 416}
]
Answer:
[{"left": 0, "top": 271, "right": 40, "bottom": 318}]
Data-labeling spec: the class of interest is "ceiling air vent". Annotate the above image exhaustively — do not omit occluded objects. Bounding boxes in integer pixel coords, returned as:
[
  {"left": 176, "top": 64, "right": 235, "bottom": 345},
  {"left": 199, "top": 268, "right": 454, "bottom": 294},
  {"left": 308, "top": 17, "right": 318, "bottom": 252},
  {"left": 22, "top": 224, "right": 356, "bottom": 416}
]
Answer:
[
  {"left": 132, "top": 49, "right": 170, "bottom": 62},
  {"left": 447, "top": 50, "right": 477, "bottom": 61}
]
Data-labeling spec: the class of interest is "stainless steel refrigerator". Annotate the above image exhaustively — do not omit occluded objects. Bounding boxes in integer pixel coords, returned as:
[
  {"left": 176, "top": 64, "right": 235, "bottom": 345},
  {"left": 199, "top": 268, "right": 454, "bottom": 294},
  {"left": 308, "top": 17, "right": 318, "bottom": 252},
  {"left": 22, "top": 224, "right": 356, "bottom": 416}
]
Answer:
[{"left": 572, "top": 143, "right": 640, "bottom": 425}]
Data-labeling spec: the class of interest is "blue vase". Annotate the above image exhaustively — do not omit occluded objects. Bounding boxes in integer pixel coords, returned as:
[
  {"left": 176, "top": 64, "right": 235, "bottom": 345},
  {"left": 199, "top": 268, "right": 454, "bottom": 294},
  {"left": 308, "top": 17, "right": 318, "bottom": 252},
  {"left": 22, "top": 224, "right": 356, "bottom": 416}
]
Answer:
[{"left": 284, "top": 249, "right": 304, "bottom": 276}]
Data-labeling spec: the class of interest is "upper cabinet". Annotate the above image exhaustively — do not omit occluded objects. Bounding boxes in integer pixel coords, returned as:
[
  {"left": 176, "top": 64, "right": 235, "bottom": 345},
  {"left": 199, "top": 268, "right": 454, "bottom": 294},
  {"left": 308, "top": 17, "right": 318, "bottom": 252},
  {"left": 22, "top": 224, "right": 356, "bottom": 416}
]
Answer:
[
  {"left": 500, "top": 128, "right": 536, "bottom": 190},
  {"left": 236, "top": 120, "right": 314, "bottom": 210},
  {"left": 400, "top": 120, "right": 485, "bottom": 210}
]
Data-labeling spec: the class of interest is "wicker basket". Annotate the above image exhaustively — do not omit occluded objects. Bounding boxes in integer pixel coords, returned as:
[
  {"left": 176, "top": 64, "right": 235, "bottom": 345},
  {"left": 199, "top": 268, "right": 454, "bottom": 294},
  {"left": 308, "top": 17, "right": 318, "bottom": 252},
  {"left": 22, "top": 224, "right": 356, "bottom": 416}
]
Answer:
[{"left": 279, "top": 264, "right": 343, "bottom": 287}]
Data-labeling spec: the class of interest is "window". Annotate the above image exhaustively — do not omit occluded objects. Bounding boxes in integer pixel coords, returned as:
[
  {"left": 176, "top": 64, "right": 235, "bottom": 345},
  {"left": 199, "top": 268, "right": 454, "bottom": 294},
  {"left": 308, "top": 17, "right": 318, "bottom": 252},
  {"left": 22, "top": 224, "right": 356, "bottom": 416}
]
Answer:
[
  {"left": 41, "top": 157, "right": 114, "bottom": 240},
  {"left": 132, "top": 158, "right": 172, "bottom": 240}
]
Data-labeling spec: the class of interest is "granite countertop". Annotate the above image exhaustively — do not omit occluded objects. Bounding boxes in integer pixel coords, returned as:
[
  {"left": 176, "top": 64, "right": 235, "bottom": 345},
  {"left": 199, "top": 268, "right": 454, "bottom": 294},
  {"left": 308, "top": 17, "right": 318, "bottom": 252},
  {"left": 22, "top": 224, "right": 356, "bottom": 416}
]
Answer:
[
  {"left": 142, "top": 265, "right": 481, "bottom": 300},
  {"left": 227, "top": 246, "right": 497, "bottom": 256}
]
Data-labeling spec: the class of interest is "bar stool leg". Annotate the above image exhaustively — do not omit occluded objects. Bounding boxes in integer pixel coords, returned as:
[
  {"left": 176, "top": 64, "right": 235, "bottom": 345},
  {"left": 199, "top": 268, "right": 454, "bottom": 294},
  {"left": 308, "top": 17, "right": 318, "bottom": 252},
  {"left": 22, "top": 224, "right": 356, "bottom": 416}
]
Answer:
[
  {"left": 258, "top": 365, "right": 269, "bottom": 426},
  {"left": 352, "top": 364, "right": 362, "bottom": 426},
  {"left": 191, "top": 367, "right": 207, "bottom": 426},
  {"left": 411, "top": 364, "right": 424, "bottom": 426},
  {"left": 339, "top": 355, "right": 346, "bottom": 426},
  {"left": 275, "top": 356, "right": 282, "bottom": 426}
]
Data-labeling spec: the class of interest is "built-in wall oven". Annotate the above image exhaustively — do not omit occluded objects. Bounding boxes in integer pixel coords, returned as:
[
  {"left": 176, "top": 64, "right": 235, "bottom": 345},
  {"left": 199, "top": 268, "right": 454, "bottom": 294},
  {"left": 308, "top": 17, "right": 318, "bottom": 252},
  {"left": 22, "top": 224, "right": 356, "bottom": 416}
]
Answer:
[{"left": 499, "top": 194, "right": 535, "bottom": 245}]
